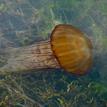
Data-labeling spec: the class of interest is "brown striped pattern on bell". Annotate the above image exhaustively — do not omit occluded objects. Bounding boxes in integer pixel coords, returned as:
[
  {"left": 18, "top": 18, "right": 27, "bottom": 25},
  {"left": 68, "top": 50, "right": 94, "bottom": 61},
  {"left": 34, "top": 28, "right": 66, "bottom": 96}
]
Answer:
[{"left": 50, "top": 24, "right": 93, "bottom": 75}]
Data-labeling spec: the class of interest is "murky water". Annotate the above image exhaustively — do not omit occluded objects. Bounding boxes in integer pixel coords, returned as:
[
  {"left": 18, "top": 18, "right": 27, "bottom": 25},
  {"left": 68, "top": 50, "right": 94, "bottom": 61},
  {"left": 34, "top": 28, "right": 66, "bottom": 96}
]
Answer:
[{"left": 0, "top": 0, "right": 107, "bottom": 107}]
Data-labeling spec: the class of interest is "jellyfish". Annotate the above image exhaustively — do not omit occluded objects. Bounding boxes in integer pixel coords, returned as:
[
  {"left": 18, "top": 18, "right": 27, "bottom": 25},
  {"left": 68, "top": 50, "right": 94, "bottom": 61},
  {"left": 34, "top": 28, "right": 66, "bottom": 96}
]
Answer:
[{"left": 0, "top": 24, "right": 93, "bottom": 75}]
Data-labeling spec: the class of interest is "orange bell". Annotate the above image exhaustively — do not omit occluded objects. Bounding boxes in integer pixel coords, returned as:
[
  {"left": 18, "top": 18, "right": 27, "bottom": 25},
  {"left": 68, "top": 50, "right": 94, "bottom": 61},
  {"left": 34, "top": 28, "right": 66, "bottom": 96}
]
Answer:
[{"left": 50, "top": 24, "right": 93, "bottom": 75}]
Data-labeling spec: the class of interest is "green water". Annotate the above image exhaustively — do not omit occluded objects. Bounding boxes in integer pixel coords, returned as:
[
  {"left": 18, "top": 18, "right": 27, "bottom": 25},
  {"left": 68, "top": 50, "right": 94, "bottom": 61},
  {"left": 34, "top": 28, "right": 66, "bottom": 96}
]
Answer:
[{"left": 0, "top": 0, "right": 107, "bottom": 107}]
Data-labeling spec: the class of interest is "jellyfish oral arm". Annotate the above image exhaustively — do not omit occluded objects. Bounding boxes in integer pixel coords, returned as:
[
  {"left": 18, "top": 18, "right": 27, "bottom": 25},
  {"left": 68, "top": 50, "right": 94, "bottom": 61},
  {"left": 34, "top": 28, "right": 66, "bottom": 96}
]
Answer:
[{"left": 0, "top": 40, "right": 60, "bottom": 75}]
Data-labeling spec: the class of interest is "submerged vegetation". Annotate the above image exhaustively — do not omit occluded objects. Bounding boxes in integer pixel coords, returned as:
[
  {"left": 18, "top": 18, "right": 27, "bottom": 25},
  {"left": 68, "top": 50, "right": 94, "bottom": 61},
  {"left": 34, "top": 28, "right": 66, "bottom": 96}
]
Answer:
[
  {"left": 0, "top": 71, "right": 107, "bottom": 107},
  {"left": 0, "top": 0, "right": 107, "bottom": 106}
]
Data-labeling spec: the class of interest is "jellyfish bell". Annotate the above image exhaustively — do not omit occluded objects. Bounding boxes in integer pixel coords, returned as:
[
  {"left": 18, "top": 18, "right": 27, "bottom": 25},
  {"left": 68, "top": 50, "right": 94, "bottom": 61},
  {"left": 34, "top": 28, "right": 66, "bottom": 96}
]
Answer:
[{"left": 50, "top": 24, "right": 93, "bottom": 75}]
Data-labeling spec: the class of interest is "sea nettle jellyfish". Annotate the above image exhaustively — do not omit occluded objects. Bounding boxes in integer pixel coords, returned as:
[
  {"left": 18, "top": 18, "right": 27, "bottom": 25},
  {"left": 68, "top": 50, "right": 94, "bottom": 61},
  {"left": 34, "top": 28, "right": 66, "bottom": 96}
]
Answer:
[{"left": 0, "top": 24, "right": 93, "bottom": 75}]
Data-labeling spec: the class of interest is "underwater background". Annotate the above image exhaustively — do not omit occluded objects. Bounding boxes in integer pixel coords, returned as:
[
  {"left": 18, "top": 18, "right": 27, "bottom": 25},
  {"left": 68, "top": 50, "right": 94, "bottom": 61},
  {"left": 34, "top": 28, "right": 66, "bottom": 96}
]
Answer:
[{"left": 0, "top": 0, "right": 107, "bottom": 107}]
